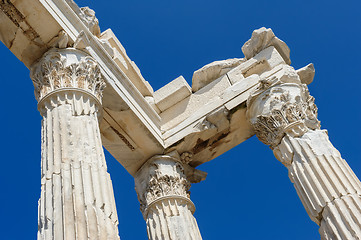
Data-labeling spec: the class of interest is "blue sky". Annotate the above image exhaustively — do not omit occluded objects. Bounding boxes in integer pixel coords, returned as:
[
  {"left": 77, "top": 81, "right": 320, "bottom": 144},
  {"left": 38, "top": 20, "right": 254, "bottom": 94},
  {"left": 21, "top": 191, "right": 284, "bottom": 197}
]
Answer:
[{"left": 0, "top": 0, "right": 360, "bottom": 239}]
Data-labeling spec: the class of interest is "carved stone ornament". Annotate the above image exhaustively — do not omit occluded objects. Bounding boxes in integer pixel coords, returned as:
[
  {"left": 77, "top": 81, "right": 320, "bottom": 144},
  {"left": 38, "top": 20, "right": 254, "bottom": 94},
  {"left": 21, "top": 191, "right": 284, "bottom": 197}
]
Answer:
[
  {"left": 135, "top": 153, "right": 192, "bottom": 216},
  {"left": 180, "top": 151, "right": 193, "bottom": 165},
  {"left": 30, "top": 48, "right": 106, "bottom": 103},
  {"left": 79, "top": 7, "right": 101, "bottom": 37},
  {"left": 247, "top": 82, "right": 320, "bottom": 147},
  {"left": 145, "top": 169, "right": 191, "bottom": 205}
]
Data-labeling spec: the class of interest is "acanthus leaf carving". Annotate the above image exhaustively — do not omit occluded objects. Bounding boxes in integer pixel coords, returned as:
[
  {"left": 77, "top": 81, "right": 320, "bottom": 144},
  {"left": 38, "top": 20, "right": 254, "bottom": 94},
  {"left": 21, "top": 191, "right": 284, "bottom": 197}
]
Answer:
[
  {"left": 143, "top": 173, "right": 191, "bottom": 208},
  {"left": 248, "top": 83, "right": 320, "bottom": 148},
  {"left": 135, "top": 155, "right": 192, "bottom": 216},
  {"left": 30, "top": 48, "right": 106, "bottom": 103}
]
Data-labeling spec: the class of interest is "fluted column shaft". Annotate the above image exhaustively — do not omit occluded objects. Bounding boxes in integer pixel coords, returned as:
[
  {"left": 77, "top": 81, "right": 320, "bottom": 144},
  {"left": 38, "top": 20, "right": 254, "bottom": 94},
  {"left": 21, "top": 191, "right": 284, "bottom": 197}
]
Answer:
[
  {"left": 134, "top": 152, "right": 202, "bottom": 240},
  {"left": 247, "top": 72, "right": 361, "bottom": 239},
  {"left": 31, "top": 48, "right": 119, "bottom": 240},
  {"left": 276, "top": 130, "right": 361, "bottom": 239}
]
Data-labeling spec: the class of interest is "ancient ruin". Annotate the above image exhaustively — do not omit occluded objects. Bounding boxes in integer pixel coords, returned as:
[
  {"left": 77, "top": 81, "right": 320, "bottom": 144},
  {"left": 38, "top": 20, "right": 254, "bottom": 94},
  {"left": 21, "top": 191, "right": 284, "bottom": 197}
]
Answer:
[{"left": 0, "top": 0, "right": 360, "bottom": 239}]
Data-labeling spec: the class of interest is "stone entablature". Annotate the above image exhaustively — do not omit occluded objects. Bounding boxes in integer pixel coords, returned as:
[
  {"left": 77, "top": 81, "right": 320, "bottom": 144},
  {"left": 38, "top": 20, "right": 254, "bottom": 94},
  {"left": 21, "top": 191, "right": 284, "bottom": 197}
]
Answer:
[{"left": 0, "top": 0, "right": 316, "bottom": 174}]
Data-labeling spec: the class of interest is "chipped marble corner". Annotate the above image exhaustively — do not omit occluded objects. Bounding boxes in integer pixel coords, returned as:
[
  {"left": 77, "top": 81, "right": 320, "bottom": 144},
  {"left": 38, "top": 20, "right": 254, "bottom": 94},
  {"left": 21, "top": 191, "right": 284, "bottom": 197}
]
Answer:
[
  {"left": 242, "top": 27, "right": 291, "bottom": 65},
  {"left": 296, "top": 63, "right": 315, "bottom": 85},
  {"left": 47, "top": 30, "right": 72, "bottom": 49},
  {"left": 45, "top": 5, "right": 102, "bottom": 50},
  {"left": 192, "top": 58, "right": 244, "bottom": 92},
  {"left": 79, "top": 7, "right": 101, "bottom": 37},
  {"left": 179, "top": 151, "right": 208, "bottom": 183},
  {"left": 192, "top": 106, "right": 230, "bottom": 134},
  {"left": 46, "top": 29, "right": 95, "bottom": 52}
]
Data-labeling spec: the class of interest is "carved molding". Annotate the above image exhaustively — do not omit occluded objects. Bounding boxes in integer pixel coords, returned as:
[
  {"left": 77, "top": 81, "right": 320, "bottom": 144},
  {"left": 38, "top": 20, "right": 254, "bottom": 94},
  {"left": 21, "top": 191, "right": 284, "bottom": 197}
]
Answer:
[
  {"left": 248, "top": 82, "right": 320, "bottom": 147},
  {"left": 30, "top": 48, "right": 105, "bottom": 103}
]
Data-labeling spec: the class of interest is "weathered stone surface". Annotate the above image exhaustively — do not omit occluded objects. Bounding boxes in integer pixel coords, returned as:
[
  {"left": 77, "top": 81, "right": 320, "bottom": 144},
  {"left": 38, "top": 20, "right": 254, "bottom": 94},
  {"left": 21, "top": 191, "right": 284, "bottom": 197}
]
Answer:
[
  {"left": 191, "top": 58, "right": 243, "bottom": 92},
  {"left": 161, "top": 74, "right": 231, "bottom": 132},
  {"left": 1, "top": 0, "right": 259, "bottom": 179},
  {"left": 247, "top": 83, "right": 319, "bottom": 148},
  {"left": 2, "top": 2, "right": 360, "bottom": 237},
  {"left": 31, "top": 48, "right": 120, "bottom": 240},
  {"left": 162, "top": 74, "right": 259, "bottom": 167},
  {"left": 247, "top": 66, "right": 361, "bottom": 239},
  {"left": 47, "top": 30, "right": 72, "bottom": 49},
  {"left": 320, "top": 194, "right": 361, "bottom": 240},
  {"left": 242, "top": 27, "right": 291, "bottom": 65},
  {"left": 98, "top": 38, "right": 115, "bottom": 57},
  {"left": 276, "top": 130, "right": 361, "bottom": 240},
  {"left": 226, "top": 64, "right": 245, "bottom": 84},
  {"left": 30, "top": 48, "right": 106, "bottom": 102},
  {"left": 160, "top": 45, "right": 287, "bottom": 162},
  {"left": 0, "top": 0, "right": 61, "bottom": 67},
  {"left": 145, "top": 96, "right": 161, "bottom": 114},
  {"left": 160, "top": 46, "right": 290, "bottom": 167},
  {"left": 297, "top": 63, "right": 315, "bottom": 85},
  {"left": 113, "top": 49, "right": 128, "bottom": 70},
  {"left": 223, "top": 74, "right": 260, "bottom": 110},
  {"left": 99, "top": 29, "right": 154, "bottom": 97},
  {"left": 237, "top": 46, "right": 286, "bottom": 78},
  {"left": 135, "top": 152, "right": 203, "bottom": 240},
  {"left": 267, "top": 64, "right": 301, "bottom": 84},
  {"left": 154, "top": 76, "right": 192, "bottom": 112},
  {"left": 79, "top": 7, "right": 101, "bottom": 36}
]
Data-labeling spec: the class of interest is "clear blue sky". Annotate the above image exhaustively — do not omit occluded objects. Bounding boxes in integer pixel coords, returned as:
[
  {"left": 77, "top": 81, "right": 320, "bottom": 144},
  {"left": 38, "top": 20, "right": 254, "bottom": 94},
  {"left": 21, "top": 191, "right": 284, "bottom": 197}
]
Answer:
[{"left": 0, "top": 0, "right": 360, "bottom": 239}]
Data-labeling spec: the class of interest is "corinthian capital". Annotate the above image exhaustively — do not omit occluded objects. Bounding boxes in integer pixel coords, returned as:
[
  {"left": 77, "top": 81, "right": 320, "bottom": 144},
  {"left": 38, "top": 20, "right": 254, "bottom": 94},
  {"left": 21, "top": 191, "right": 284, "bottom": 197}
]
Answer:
[
  {"left": 247, "top": 67, "right": 320, "bottom": 148},
  {"left": 30, "top": 48, "right": 105, "bottom": 103},
  {"left": 135, "top": 152, "right": 193, "bottom": 217}
]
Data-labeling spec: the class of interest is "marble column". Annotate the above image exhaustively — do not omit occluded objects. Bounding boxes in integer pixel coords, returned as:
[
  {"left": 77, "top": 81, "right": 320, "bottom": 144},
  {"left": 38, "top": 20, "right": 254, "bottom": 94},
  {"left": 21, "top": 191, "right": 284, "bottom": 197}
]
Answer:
[
  {"left": 30, "top": 48, "right": 120, "bottom": 240},
  {"left": 247, "top": 73, "right": 361, "bottom": 239},
  {"left": 134, "top": 151, "right": 203, "bottom": 240}
]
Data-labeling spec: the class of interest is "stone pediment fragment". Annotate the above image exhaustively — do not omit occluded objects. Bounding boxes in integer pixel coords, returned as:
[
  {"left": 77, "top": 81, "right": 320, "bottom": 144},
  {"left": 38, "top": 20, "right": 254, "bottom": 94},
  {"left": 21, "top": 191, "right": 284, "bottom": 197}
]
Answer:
[
  {"left": 242, "top": 27, "right": 291, "bottom": 65},
  {"left": 296, "top": 63, "right": 315, "bottom": 85}
]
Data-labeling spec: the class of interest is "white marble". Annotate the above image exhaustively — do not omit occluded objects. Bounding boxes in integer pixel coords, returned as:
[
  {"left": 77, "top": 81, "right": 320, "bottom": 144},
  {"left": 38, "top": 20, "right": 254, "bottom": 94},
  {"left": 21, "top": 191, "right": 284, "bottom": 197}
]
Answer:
[
  {"left": 297, "top": 63, "right": 315, "bottom": 85},
  {"left": 1, "top": 1, "right": 360, "bottom": 238},
  {"left": 99, "top": 28, "right": 154, "bottom": 97},
  {"left": 134, "top": 151, "right": 202, "bottom": 240},
  {"left": 242, "top": 27, "right": 291, "bottom": 65},
  {"left": 153, "top": 75, "right": 191, "bottom": 112},
  {"left": 31, "top": 48, "right": 120, "bottom": 240},
  {"left": 247, "top": 54, "right": 361, "bottom": 239},
  {"left": 191, "top": 58, "right": 243, "bottom": 92}
]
